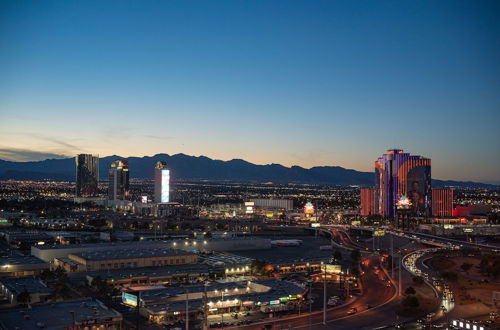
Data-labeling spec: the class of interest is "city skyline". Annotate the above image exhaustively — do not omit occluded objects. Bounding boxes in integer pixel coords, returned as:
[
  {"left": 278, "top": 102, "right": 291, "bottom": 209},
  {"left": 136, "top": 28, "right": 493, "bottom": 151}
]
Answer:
[{"left": 1, "top": 1, "right": 500, "bottom": 183}]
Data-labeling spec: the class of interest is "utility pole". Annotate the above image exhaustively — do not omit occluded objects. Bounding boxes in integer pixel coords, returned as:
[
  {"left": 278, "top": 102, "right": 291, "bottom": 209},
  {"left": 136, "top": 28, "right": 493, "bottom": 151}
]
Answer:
[
  {"left": 398, "top": 252, "right": 402, "bottom": 296},
  {"left": 308, "top": 280, "right": 312, "bottom": 330},
  {"left": 185, "top": 289, "right": 189, "bottom": 330},
  {"left": 203, "top": 283, "right": 208, "bottom": 330},
  {"left": 136, "top": 291, "right": 141, "bottom": 330},
  {"left": 391, "top": 234, "right": 394, "bottom": 277},
  {"left": 323, "top": 263, "right": 327, "bottom": 325}
]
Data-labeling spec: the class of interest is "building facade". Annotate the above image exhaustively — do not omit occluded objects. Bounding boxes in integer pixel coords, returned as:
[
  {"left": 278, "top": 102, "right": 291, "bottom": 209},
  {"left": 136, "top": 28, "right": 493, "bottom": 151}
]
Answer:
[
  {"left": 75, "top": 154, "right": 99, "bottom": 197},
  {"left": 431, "top": 188, "right": 454, "bottom": 217},
  {"left": 375, "top": 149, "right": 431, "bottom": 220},
  {"left": 154, "top": 161, "right": 170, "bottom": 203},
  {"left": 247, "top": 198, "right": 293, "bottom": 210},
  {"left": 108, "top": 160, "right": 130, "bottom": 200},
  {"left": 360, "top": 187, "right": 376, "bottom": 216}
]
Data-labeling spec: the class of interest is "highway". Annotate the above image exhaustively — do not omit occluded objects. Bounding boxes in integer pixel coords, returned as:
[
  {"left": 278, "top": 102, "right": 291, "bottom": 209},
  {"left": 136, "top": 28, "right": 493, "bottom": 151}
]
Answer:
[{"left": 228, "top": 228, "right": 398, "bottom": 330}]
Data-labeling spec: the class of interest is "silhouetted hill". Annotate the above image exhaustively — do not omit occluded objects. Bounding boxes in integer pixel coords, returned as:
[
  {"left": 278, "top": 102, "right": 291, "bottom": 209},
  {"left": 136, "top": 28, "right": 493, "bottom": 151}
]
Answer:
[{"left": 0, "top": 155, "right": 495, "bottom": 188}]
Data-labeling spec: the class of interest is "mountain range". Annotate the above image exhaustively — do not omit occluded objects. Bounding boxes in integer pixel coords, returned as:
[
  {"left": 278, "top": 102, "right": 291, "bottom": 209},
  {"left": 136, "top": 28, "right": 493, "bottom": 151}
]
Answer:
[{"left": 0, "top": 154, "right": 495, "bottom": 188}]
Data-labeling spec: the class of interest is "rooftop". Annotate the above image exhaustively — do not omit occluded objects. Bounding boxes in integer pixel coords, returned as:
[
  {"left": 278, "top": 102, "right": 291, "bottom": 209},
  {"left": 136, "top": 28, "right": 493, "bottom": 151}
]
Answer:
[
  {"left": 0, "top": 256, "right": 48, "bottom": 267},
  {"left": 0, "top": 298, "right": 122, "bottom": 330},
  {"left": 70, "top": 248, "right": 195, "bottom": 261},
  {"left": 0, "top": 276, "right": 52, "bottom": 296},
  {"left": 87, "top": 263, "right": 223, "bottom": 281}
]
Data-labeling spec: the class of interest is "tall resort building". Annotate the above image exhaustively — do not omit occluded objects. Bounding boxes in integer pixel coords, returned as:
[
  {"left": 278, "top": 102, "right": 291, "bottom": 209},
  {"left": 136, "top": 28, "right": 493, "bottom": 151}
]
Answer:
[
  {"left": 154, "top": 161, "right": 170, "bottom": 203},
  {"left": 360, "top": 187, "right": 376, "bottom": 216},
  {"left": 75, "top": 154, "right": 99, "bottom": 197},
  {"left": 375, "top": 149, "right": 431, "bottom": 220},
  {"left": 432, "top": 188, "right": 454, "bottom": 217},
  {"left": 108, "top": 160, "right": 130, "bottom": 200}
]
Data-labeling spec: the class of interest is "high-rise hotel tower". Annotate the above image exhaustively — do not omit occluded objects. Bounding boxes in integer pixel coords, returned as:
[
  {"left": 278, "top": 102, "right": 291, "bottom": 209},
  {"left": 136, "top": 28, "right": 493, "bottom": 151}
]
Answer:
[
  {"left": 154, "top": 161, "right": 170, "bottom": 203},
  {"left": 374, "top": 149, "right": 432, "bottom": 219},
  {"left": 75, "top": 154, "right": 99, "bottom": 197},
  {"left": 108, "top": 160, "right": 129, "bottom": 200}
]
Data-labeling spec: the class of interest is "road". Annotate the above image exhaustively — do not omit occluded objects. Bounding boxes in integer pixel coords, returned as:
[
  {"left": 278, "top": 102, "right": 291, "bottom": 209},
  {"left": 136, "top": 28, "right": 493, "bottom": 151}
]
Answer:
[{"left": 228, "top": 228, "right": 398, "bottom": 330}]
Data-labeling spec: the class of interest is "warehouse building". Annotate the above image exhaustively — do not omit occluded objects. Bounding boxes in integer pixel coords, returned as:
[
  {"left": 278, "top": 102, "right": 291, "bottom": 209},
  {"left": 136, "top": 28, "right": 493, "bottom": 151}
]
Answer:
[
  {"left": 32, "top": 237, "right": 271, "bottom": 263},
  {"left": 0, "top": 298, "right": 122, "bottom": 330},
  {"left": 55, "top": 248, "right": 197, "bottom": 272}
]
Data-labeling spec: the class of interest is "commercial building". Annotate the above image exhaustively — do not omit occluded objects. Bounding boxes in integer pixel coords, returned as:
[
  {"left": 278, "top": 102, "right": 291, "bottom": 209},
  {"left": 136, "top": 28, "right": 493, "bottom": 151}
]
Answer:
[
  {"left": 432, "top": 188, "right": 454, "bottom": 217},
  {"left": 154, "top": 161, "right": 170, "bottom": 203},
  {"left": 108, "top": 159, "right": 129, "bottom": 200},
  {"left": 0, "top": 276, "right": 52, "bottom": 306},
  {"left": 32, "top": 238, "right": 272, "bottom": 263},
  {"left": 0, "top": 298, "right": 122, "bottom": 330},
  {"left": 60, "top": 248, "right": 198, "bottom": 272},
  {"left": 86, "top": 264, "right": 224, "bottom": 287},
  {"left": 374, "top": 149, "right": 432, "bottom": 220},
  {"left": 0, "top": 256, "right": 50, "bottom": 277},
  {"left": 360, "top": 187, "right": 376, "bottom": 216},
  {"left": 134, "top": 279, "right": 306, "bottom": 325},
  {"left": 247, "top": 198, "right": 293, "bottom": 211},
  {"left": 75, "top": 154, "right": 99, "bottom": 197}
]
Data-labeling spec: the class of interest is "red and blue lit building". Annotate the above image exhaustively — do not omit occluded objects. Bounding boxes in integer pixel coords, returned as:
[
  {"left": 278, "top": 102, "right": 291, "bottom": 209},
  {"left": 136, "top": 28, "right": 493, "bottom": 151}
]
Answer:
[{"left": 374, "top": 149, "right": 432, "bottom": 220}]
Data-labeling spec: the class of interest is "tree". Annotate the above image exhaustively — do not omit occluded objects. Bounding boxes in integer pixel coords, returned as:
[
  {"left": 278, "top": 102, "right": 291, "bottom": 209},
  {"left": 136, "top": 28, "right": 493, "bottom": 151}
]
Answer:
[
  {"left": 441, "top": 271, "right": 458, "bottom": 281},
  {"left": 333, "top": 250, "right": 342, "bottom": 262},
  {"left": 401, "top": 296, "right": 419, "bottom": 309},
  {"left": 251, "top": 259, "right": 269, "bottom": 275},
  {"left": 412, "top": 276, "right": 424, "bottom": 285},
  {"left": 16, "top": 289, "right": 31, "bottom": 306},
  {"left": 405, "top": 286, "right": 416, "bottom": 295},
  {"left": 460, "top": 262, "right": 473, "bottom": 273},
  {"left": 350, "top": 249, "right": 361, "bottom": 262}
]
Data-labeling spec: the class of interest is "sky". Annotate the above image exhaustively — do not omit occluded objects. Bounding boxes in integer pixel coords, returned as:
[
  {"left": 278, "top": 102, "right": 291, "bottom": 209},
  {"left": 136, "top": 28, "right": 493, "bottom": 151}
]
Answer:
[{"left": 0, "top": 0, "right": 499, "bottom": 183}]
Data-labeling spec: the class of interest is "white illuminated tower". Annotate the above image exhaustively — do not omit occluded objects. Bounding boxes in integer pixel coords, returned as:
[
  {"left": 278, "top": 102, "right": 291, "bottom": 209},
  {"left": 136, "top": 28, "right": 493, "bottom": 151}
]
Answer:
[{"left": 154, "top": 161, "right": 170, "bottom": 203}]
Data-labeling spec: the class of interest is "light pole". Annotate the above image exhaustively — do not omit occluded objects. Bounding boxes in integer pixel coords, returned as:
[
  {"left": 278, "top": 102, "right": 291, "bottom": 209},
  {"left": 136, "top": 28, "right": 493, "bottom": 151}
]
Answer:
[
  {"left": 203, "top": 283, "right": 208, "bottom": 330},
  {"left": 322, "top": 262, "right": 327, "bottom": 326},
  {"left": 308, "top": 279, "right": 312, "bottom": 330},
  {"left": 185, "top": 289, "right": 189, "bottom": 330}
]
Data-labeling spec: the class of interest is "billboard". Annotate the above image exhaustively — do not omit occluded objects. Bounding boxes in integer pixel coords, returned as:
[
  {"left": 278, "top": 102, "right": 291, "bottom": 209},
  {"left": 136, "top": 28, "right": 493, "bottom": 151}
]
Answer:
[
  {"left": 324, "top": 264, "right": 342, "bottom": 274},
  {"left": 374, "top": 230, "right": 385, "bottom": 236},
  {"left": 406, "top": 165, "right": 431, "bottom": 217},
  {"left": 161, "top": 170, "right": 170, "bottom": 203},
  {"left": 122, "top": 292, "right": 138, "bottom": 307}
]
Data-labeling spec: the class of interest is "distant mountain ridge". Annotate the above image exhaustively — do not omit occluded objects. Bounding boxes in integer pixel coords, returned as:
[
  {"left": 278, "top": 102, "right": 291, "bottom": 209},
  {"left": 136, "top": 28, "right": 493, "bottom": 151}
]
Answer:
[{"left": 0, "top": 154, "right": 495, "bottom": 188}]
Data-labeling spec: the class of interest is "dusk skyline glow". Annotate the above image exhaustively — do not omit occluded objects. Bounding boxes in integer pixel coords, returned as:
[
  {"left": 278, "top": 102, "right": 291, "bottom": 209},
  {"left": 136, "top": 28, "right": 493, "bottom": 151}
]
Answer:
[{"left": 1, "top": 1, "right": 499, "bottom": 183}]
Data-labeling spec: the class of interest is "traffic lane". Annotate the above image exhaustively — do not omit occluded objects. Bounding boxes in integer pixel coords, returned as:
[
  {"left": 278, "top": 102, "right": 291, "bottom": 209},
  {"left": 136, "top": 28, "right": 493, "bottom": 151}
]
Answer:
[{"left": 232, "top": 256, "right": 395, "bottom": 330}]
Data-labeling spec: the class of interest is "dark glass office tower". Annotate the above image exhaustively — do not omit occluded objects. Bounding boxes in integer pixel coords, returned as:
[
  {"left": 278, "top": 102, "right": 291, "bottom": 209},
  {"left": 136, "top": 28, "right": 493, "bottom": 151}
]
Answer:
[
  {"left": 75, "top": 154, "right": 99, "bottom": 197},
  {"left": 108, "top": 160, "right": 129, "bottom": 200}
]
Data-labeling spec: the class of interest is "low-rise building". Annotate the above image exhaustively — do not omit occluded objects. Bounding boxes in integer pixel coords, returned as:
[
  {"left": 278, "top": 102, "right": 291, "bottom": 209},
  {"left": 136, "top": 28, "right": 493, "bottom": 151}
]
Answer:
[
  {"left": 0, "top": 256, "right": 49, "bottom": 277},
  {"left": 60, "top": 248, "right": 198, "bottom": 272},
  {"left": 0, "top": 276, "right": 52, "bottom": 306},
  {"left": 0, "top": 298, "right": 122, "bottom": 330}
]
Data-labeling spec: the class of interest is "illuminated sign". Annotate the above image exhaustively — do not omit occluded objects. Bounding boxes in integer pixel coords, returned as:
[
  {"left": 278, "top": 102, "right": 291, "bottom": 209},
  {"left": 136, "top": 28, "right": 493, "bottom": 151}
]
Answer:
[
  {"left": 396, "top": 195, "right": 412, "bottom": 209},
  {"left": 374, "top": 230, "right": 385, "bottom": 236},
  {"left": 324, "top": 264, "right": 342, "bottom": 274},
  {"left": 351, "top": 220, "right": 360, "bottom": 226},
  {"left": 161, "top": 170, "right": 170, "bottom": 203},
  {"left": 304, "top": 202, "right": 315, "bottom": 215},
  {"left": 141, "top": 196, "right": 148, "bottom": 204},
  {"left": 122, "top": 292, "right": 138, "bottom": 307},
  {"left": 0, "top": 219, "right": 9, "bottom": 223},
  {"left": 311, "top": 223, "right": 320, "bottom": 228},
  {"left": 270, "top": 300, "right": 280, "bottom": 305},
  {"left": 443, "top": 224, "right": 454, "bottom": 229},
  {"left": 463, "top": 228, "right": 473, "bottom": 233}
]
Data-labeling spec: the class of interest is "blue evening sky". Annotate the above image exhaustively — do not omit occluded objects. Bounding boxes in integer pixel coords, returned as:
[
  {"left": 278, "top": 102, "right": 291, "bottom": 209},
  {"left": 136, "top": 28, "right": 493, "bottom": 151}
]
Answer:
[{"left": 0, "top": 0, "right": 499, "bottom": 182}]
